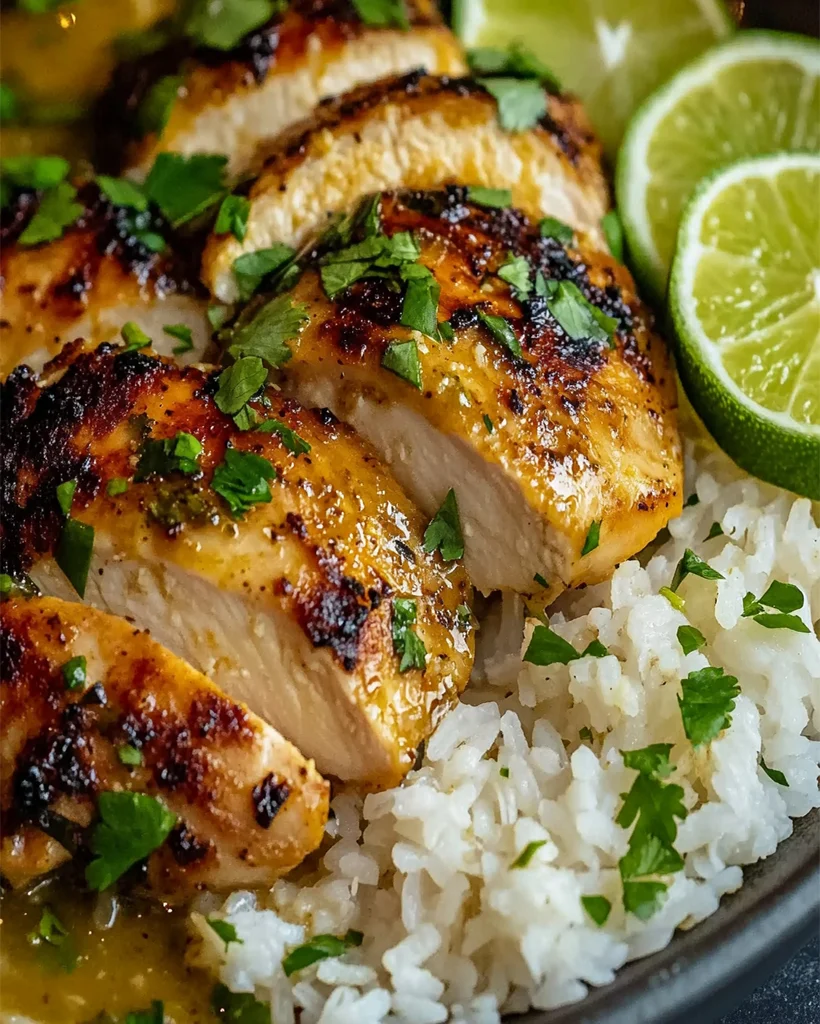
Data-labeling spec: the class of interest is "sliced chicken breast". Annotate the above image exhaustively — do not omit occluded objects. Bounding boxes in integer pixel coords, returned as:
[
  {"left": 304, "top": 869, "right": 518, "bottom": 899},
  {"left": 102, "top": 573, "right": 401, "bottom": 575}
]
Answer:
[
  {"left": 226, "top": 189, "right": 682, "bottom": 595},
  {"left": 0, "top": 183, "right": 211, "bottom": 376},
  {"left": 2, "top": 347, "right": 473, "bottom": 788},
  {"left": 110, "top": 0, "right": 465, "bottom": 180},
  {"left": 0, "top": 596, "right": 328, "bottom": 897},
  {"left": 203, "top": 72, "right": 609, "bottom": 302}
]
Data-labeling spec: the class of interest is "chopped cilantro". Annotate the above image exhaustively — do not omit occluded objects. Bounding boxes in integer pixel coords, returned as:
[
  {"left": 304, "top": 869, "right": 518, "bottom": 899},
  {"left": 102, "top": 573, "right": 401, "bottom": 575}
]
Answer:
[
  {"left": 622, "top": 881, "right": 669, "bottom": 921},
  {"left": 208, "top": 303, "right": 231, "bottom": 331},
  {"left": 659, "top": 586, "right": 685, "bottom": 612},
  {"left": 499, "top": 766, "right": 510, "bottom": 778},
  {"left": 1, "top": 154, "right": 69, "bottom": 191},
  {"left": 581, "top": 520, "right": 601, "bottom": 556},
  {"left": 19, "top": 181, "right": 83, "bottom": 246},
  {"left": 477, "top": 309, "right": 522, "bottom": 357},
  {"left": 351, "top": 0, "right": 408, "bottom": 28},
  {"left": 456, "top": 603, "right": 472, "bottom": 628},
  {"left": 466, "top": 185, "right": 512, "bottom": 209},
  {"left": 320, "top": 231, "right": 420, "bottom": 299},
  {"left": 282, "top": 929, "right": 364, "bottom": 977},
  {"left": 478, "top": 76, "right": 546, "bottom": 131},
  {"left": 684, "top": 493, "right": 700, "bottom": 507},
  {"left": 214, "top": 357, "right": 267, "bottom": 416},
  {"left": 483, "top": 413, "right": 494, "bottom": 434},
  {"left": 56, "top": 478, "right": 77, "bottom": 516},
  {"left": 125, "top": 1001, "right": 164, "bottom": 1024},
  {"left": 677, "top": 666, "right": 740, "bottom": 747},
  {"left": 539, "top": 216, "right": 573, "bottom": 245},
  {"left": 211, "top": 447, "right": 276, "bottom": 519},
  {"left": 533, "top": 572, "right": 549, "bottom": 588},
  {"left": 186, "top": 0, "right": 276, "bottom": 49},
  {"left": 392, "top": 597, "right": 427, "bottom": 673},
  {"left": 742, "top": 580, "right": 807, "bottom": 631},
  {"left": 705, "top": 521, "right": 724, "bottom": 540},
  {"left": 232, "top": 244, "right": 296, "bottom": 300},
  {"left": 438, "top": 319, "right": 455, "bottom": 342},
  {"left": 106, "top": 477, "right": 129, "bottom": 497},
  {"left": 756, "top": 580, "right": 804, "bottom": 614},
  {"left": 670, "top": 549, "right": 724, "bottom": 592},
  {"left": 215, "top": 194, "right": 250, "bottom": 241},
  {"left": 85, "top": 792, "right": 176, "bottom": 890},
  {"left": 135, "top": 431, "right": 203, "bottom": 481},
  {"left": 55, "top": 518, "right": 94, "bottom": 599},
  {"left": 677, "top": 624, "right": 706, "bottom": 655},
  {"left": 546, "top": 281, "right": 617, "bottom": 345},
  {"left": 96, "top": 175, "right": 147, "bottom": 212},
  {"left": 400, "top": 262, "right": 440, "bottom": 337},
  {"left": 581, "top": 895, "right": 611, "bottom": 926},
  {"left": 760, "top": 757, "right": 789, "bottom": 787},
  {"left": 121, "top": 321, "right": 151, "bottom": 352},
  {"left": 498, "top": 253, "right": 532, "bottom": 297},
  {"left": 601, "top": 210, "right": 624, "bottom": 262},
  {"left": 423, "top": 489, "right": 464, "bottom": 561},
  {"left": 511, "top": 839, "right": 548, "bottom": 868},
  {"left": 143, "top": 152, "right": 227, "bottom": 227},
  {"left": 382, "top": 339, "right": 422, "bottom": 389},
  {"left": 211, "top": 983, "right": 269, "bottom": 1024},
  {"left": 117, "top": 745, "right": 143, "bottom": 767},
  {"left": 162, "top": 323, "right": 194, "bottom": 355},
  {"left": 232, "top": 405, "right": 261, "bottom": 431},
  {"left": 138, "top": 75, "right": 182, "bottom": 136},
  {"left": 228, "top": 294, "right": 308, "bottom": 367},
  {"left": 523, "top": 625, "right": 579, "bottom": 667},
  {"left": 750, "top": 611, "right": 810, "bottom": 633},
  {"left": 27, "top": 905, "right": 77, "bottom": 973},
  {"left": 467, "top": 42, "right": 561, "bottom": 92},
  {"left": 583, "top": 639, "right": 609, "bottom": 658},
  {"left": 62, "top": 655, "right": 87, "bottom": 691},
  {"left": 257, "top": 417, "right": 311, "bottom": 455},
  {"left": 579, "top": 726, "right": 593, "bottom": 742},
  {"left": 207, "top": 918, "right": 243, "bottom": 949}
]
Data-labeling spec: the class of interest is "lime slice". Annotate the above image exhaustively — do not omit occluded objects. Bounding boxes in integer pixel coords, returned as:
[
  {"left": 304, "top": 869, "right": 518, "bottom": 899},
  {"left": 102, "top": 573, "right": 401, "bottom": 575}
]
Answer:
[
  {"left": 669, "top": 153, "right": 820, "bottom": 499},
  {"left": 452, "top": 0, "right": 733, "bottom": 157},
  {"left": 618, "top": 31, "right": 820, "bottom": 303}
]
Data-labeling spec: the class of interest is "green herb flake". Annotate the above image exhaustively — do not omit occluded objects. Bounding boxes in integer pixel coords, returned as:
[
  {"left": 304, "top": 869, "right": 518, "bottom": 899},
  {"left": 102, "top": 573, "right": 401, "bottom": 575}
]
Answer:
[
  {"left": 579, "top": 726, "right": 593, "bottom": 742},
  {"left": 523, "top": 624, "right": 579, "bottom": 667},
  {"left": 498, "top": 253, "right": 532, "bottom": 297},
  {"left": 106, "top": 477, "right": 130, "bottom": 497},
  {"left": 670, "top": 549, "right": 725, "bottom": 593},
  {"left": 677, "top": 624, "right": 706, "bottom": 655},
  {"left": 622, "top": 880, "right": 669, "bottom": 921},
  {"left": 547, "top": 280, "right": 617, "bottom": 346},
  {"left": 538, "top": 216, "right": 573, "bottom": 245},
  {"left": 121, "top": 321, "right": 151, "bottom": 352},
  {"left": 382, "top": 339, "right": 422, "bottom": 389},
  {"left": 466, "top": 42, "right": 561, "bottom": 92},
  {"left": 186, "top": 0, "right": 276, "bottom": 50},
  {"left": 483, "top": 413, "right": 494, "bottom": 434},
  {"left": 19, "top": 181, "right": 83, "bottom": 246},
  {"left": 1, "top": 154, "right": 69, "bottom": 191},
  {"left": 27, "top": 905, "right": 77, "bottom": 973},
  {"left": 208, "top": 303, "right": 231, "bottom": 331},
  {"left": 582, "top": 639, "right": 609, "bottom": 658},
  {"left": 62, "top": 655, "right": 87, "bottom": 691},
  {"left": 581, "top": 520, "right": 601, "bottom": 556},
  {"left": 423, "top": 488, "right": 464, "bottom": 561},
  {"left": 138, "top": 74, "right": 182, "bottom": 136},
  {"left": 207, "top": 918, "right": 243, "bottom": 949},
  {"left": 601, "top": 210, "right": 624, "bottom": 262},
  {"left": 0, "top": 82, "right": 19, "bottom": 122},
  {"left": 684, "top": 493, "right": 700, "bottom": 507},
  {"left": 96, "top": 175, "right": 148, "bottom": 212},
  {"left": 228, "top": 295, "right": 308, "bottom": 367},
  {"left": 257, "top": 417, "right": 311, "bottom": 455},
  {"left": 163, "top": 323, "right": 194, "bottom": 355},
  {"left": 55, "top": 518, "right": 95, "bottom": 598},
  {"left": 391, "top": 597, "right": 427, "bottom": 673},
  {"left": 437, "top": 319, "right": 455, "bottom": 342},
  {"left": 135, "top": 431, "right": 203, "bottom": 481},
  {"left": 760, "top": 757, "right": 789, "bottom": 787},
  {"left": 705, "top": 521, "right": 724, "bottom": 540},
  {"left": 499, "top": 766, "right": 510, "bottom": 778},
  {"left": 117, "top": 745, "right": 143, "bottom": 767},
  {"left": 677, "top": 667, "right": 740, "bottom": 747},
  {"left": 659, "top": 586, "right": 685, "bottom": 612},
  {"left": 511, "top": 839, "right": 548, "bottom": 869},
  {"left": 85, "top": 792, "right": 176, "bottom": 890},
  {"left": 282, "top": 929, "right": 364, "bottom": 977},
  {"left": 214, "top": 357, "right": 267, "bottom": 416},
  {"left": 400, "top": 262, "right": 440, "bottom": 337},
  {"left": 211, "top": 447, "right": 276, "bottom": 519},
  {"left": 143, "top": 152, "right": 227, "bottom": 228},
  {"left": 232, "top": 244, "right": 296, "bottom": 300},
  {"left": 125, "top": 1001, "right": 165, "bottom": 1024},
  {"left": 478, "top": 76, "right": 547, "bottom": 132},
  {"left": 751, "top": 612, "right": 810, "bottom": 634},
  {"left": 350, "top": 0, "right": 408, "bottom": 29},
  {"left": 215, "top": 194, "right": 250, "bottom": 241},
  {"left": 476, "top": 309, "right": 522, "bottom": 357},
  {"left": 742, "top": 580, "right": 807, "bottom": 632},
  {"left": 581, "top": 895, "right": 611, "bottom": 926},
  {"left": 210, "top": 982, "right": 270, "bottom": 1024},
  {"left": 532, "top": 572, "right": 549, "bottom": 588},
  {"left": 466, "top": 186, "right": 512, "bottom": 209},
  {"left": 56, "top": 479, "right": 77, "bottom": 517}
]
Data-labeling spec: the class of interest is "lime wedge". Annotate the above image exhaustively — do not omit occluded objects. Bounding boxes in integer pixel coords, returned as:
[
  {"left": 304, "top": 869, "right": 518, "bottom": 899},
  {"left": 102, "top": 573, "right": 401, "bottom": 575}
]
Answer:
[
  {"left": 669, "top": 153, "right": 820, "bottom": 499},
  {"left": 452, "top": 0, "right": 733, "bottom": 157},
  {"left": 618, "top": 31, "right": 820, "bottom": 302}
]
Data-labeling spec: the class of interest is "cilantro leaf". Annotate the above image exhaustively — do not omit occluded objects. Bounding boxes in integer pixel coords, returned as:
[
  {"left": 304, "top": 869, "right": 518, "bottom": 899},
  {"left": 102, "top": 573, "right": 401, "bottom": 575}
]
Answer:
[
  {"left": 498, "top": 253, "right": 532, "bottom": 297},
  {"left": 350, "top": 0, "right": 408, "bottom": 28},
  {"left": 118, "top": 745, "right": 143, "bottom": 767},
  {"left": 677, "top": 624, "right": 706, "bottom": 655},
  {"left": 523, "top": 625, "right": 579, "bottom": 667},
  {"left": 56, "top": 478, "right": 77, "bottom": 516},
  {"left": 400, "top": 263, "right": 440, "bottom": 337},
  {"left": 215, "top": 194, "right": 250, "bottom": 241},
  {"left": 135, "top": 431, "right": 203, "bottom": 481},
  {"left": 758, "top": 580, "right": 804, "bottom": 614},
  {"left": 163, "top": 323, "right": 194, "bottom": 355},
  {"left": 477, "top": 76, "right": 547, "bottom": 132},
  {"left": 228, "top": 294, "right": 308, "bottom": 367},
  {"left": 62, "top": 655, "right": 87, "bottom": 691},
  {"left": 423, "top": 489, "right": 464, "bottom": 561},
  {"left": 581, "top": 520, "right": 601, "bottom": 556},
  {"left": 677, "top": 666, "right": 740, "bottom": 747},
  {"left": 581, "top": 895, "right": 611, "bottom": 927},
  {"left": 144, "top": 153, "right": 227, "bottom": 227},
  {"left": 96, "top": 175, "right": 148, "bottom": 212},
  {"left": 27, "top": 905, "right": 77, "bottom": 973},
  {"left": 511, "top": 839, "right": 548, "bottom": 868},
  {"left": 752, "top": 612, "right": 810, "bottom": 633},
  {"left": 232, "top": 244, "right": 296, "bottom": 300},
  {"left": 601, "top": 210, "right": 624, "bottom": 262},
  {"left": 546, "top": 281, "right": 617, "bottom": 345},
  {"left": 207, "top": 918, "right": 243, "bottom": 949},
  {"left": 391, "top": 597, "right": 427, "bottom": 673},
  {"left": 138, "top": 75, "right": 182, "bottom": 136},
  {"left": 107, "top": 477, "right": 129, "bottom": 496},
  {"left": 705, "top": 521, "right": 724, "bottom": 540},
  {"left": 467, "top": 42, "right": 561, "bottom": 92},
  {"left": 1, "top": 154, "right": 69, "bottom": 191},
  {"left": 55, "top": 518, "right": 94, "bottom": 598},
  {"left": 477, "top": 309, "right": 522, "bottom": 357},
  {"left": 622, "top": 881, "right": 668, "bottom": 921},
  {"left": 582, "top": 639, "right": 609, "bottom": 658},
  {"left": 670, "top": 549, "right": 724, "bottom": 592},
  {"left": 257, "top": 417, "right": 311, "bottom": 455},
  {"left": 85, "top": 792, "right": 176, "bottom": 890},
  {"left": 19, "top": 181, "right": 83, "bottom": 246},
  {"left": 684, "top": 493, "right": 700, "bottom": 507},
  {"left": 483, "top": 414, "right": 494, "bottom": 434},
  {"left": 760, "top": 757, "right": 789, "bottom": 787},
  {"left": 208, "top": 304, "right": 231, "bottom": 330},
  {"left": 211, "top": 983, "right": 269, "bottom": 1024},
  {"left": 211, "top": 447, "right": 276, "bottom": 519},
  {"left": 121, "top": 321, "right": 151, "bottom": 352},
  {"left": 539, "top": 216, "right": 573, "bottom": 244},
  {"left": 214, "top": 357, "right": 267, "bottom": 416},
  {"left": 186, "top": 0, "right": 276, "bottom": 49},
  {"left": 282, "top": 929, "right": 364, "bottom": 977},
  {"left": 743, "top": 580, "right": 805, "bottom": 625},
  {"left": 382, "top": 339, "right": 422, "bottom": 389},
  {"left": 466, "top": 186, "right": 512, "bottom": 209},
  {"left": 320, "top": 231, "right": 420, "bottom": 298}
]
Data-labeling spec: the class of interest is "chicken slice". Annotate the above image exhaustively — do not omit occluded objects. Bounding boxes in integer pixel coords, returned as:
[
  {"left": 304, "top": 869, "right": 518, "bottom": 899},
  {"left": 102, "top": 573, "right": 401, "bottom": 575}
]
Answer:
[
  {"left": 0, "top": 596, "right": 328, "bottom": 896},
  {"left": 109, "top": 0, "right": 465, "bottom": 181},
  {"left": 203, "top": 72, "right": 609, "bottom": 303},
  {"left": 224, "top": 189, "right": 682, "bottom": 595},
  {"left": 0, "top": 183, "right": 211, "bottom": 376},
  {"left": 2, "top": 347, "right": 473, "bottom": 788}
]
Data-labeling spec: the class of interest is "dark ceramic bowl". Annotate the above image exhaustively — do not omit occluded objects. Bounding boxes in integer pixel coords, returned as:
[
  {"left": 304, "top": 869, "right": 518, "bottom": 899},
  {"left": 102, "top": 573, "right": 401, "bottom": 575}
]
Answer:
[{"left": 521, "top": 3, "right": 820, "bottom": 1020}]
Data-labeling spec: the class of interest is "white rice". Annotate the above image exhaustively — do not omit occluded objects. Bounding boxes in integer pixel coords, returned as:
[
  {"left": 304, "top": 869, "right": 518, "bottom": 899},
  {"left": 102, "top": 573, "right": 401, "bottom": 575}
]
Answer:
[{"left": 190, "top": 432, "right": 820, "bottom": 1023}]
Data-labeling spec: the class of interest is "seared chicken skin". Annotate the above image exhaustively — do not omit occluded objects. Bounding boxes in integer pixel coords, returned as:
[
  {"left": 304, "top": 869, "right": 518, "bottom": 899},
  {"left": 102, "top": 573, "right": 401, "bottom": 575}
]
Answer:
[
  {"left": 204, "top": 72, "right": 609, "bottom": 302},
  {"left": 108, "top": 0, "right": 465, "bottom": 180},
  {"left": 228, "top": 190, "right": 682, "bottom": 595},
  {"left": 0, "top": 183, "right": 210, "bottom": 375},
  {"left": 2, "top": 347, "right": 473, "bottom": 788},
  {"left": 0, "top": 596, "right": 328, "bottom": 897}
]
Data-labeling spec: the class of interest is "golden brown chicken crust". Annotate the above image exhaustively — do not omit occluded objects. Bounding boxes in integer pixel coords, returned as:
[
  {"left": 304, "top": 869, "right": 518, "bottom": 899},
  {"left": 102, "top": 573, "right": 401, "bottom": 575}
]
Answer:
[{"left": 0, "top": 596, "right": 329, "bottom": 895}]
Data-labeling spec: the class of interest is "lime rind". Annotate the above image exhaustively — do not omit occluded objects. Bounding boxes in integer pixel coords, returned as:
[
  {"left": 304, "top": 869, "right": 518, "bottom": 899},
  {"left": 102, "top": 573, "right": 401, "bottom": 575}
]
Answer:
[
  {"left": 670, "top": 153, "right": 820, "bottom": 499},
  {"left": 617, "top": 30, "right": 820, "bottom": 304}
]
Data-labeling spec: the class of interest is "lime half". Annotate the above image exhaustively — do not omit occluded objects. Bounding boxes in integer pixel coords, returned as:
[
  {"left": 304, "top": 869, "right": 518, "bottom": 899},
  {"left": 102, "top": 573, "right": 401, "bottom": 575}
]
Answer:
[
  {"left": 618, "top": 31, "right": 820, "bottom": 303},
  {"left": 452, "top": 0, "right": 733, "bottom": 157},
  {"left": 670, "top": 153, "right": 820, "bottom": 499}
]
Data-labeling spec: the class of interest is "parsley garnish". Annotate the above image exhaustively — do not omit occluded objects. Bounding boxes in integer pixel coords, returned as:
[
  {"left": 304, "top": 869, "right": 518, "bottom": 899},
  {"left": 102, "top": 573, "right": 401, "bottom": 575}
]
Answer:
[
  {"left": 466, "top": 186, "right": 512, "bottom": 209},
  {"left": 85, "top": 792, "right": 175, "bottom": 890},
  {"left": 96, "top": 175, "right": 148, "bottom": 211},
  {"left": 741, "top": 581, "right": 808, "bottom": 633},
  {"left": 539, "top": 216, "right": 573, "bottom": 244},
  {"left": 467, "top": 43, "right": 561, "bottom": 92},
  {"left": 423, "top": 489, "right": 464, "bottom": 561},
  {"left": 320, "top": 231, "right": 420, "bottom": 299},
  {"left": 350, "top": 0, "right": 408, "bottom": 28},
  {"left": 705, "top": 521, "right": 724, "bottom": 540},
  {"left": 477, "top": 309, "right": 522, "bottom": 357},
  {"left": 211, "top": 983, "right": 269, "bottom": 1024},
  {"left": 163, "top": 323, "right": 194, "bottom": 355},
  {"left": 546, "top": 280, "right": 617, "bottom": 345},
  {"left": 676, "top": 624, "right": 706, "bottom": 655},
  {"left": 581, "top": 520, "right": 601, "bottom": 556},
  {"left": 1, "top": 154, "right": 69, "bottom": 192},
  {"left": 581, "top": 895, "right": 611, "bottom": 926},
  {"left": 19, "top": 181, "right": 82, "bottom": 246},
  {"left": 207, "top": 918, "right": 243, "bottom": 949},
  {"left": 138, "top": 75, "right": 182, "bottom": 136},
  {"left": 186, "top": 0, "right": 277, "bottom": 50},
  {"left": 400, "top": 263, "right": 440, "bottom": 337},
  {"left": 678, "top": 667, "right": 740, "bottom": 747},
  {"left": 144, "top": 152, "right": 227, "bottom": 227},
  {"left": 135, "top": 432, "right": 203, "bottom": 481},
  {"left": 382, "top": 339, "right": 422, "bottom": 389},
  {"left": 498, "top": 253, "right": 532, "bottom": 297},
  {"left": 228, "top": 294, "right": 308, "bottom": 367},
  {"left": 684, "top": 493, "right": 700, "bottom": 507},
  {"left": 760, "top": 757, "right": 789, "bottom": 787},
  {"left": 258, "top": 417, "right": 311, "bottom": 455},
  {"left": 233, "top": 244, "right": 296, "bottom": 300},
  {"left": 215, "top": 194, "right": 250, "bottom": 241},
  {"left": 282, "top": 929, "right": 364, "bottom": 977},
  {"left": 214, "top": 357, "right": 267, "bottom": 416},
  {"left": 121, "top": 321, "right": 151, "bottom": 352},
  {"left": 483, "top": 414, "right": 494, "bottom": 434},
  {"left": 27, "top": 905, "right": 77, "bottom": 973},
  {"left": 117, "top": 745, "right": 143, "bottom": 767},
  {"left": 499, "top": 766, "right": 510, "bottom": 778},
  {"left": 62, "top": 655, "right": 87, "bottom": 691},
  {"left": 669, "top": 549, "right": 724, "bottom": 592},
  {"left": 211, "top": 447, "right": 276, "bottom": 519},
  {"left": 54, "top": 481, "right": 94, "bottom": 598},
  {"left": 478, "top": 77, "right": 546, "bottom": 131},
  {"left": 391, "top": 597, "right": 427, "bottom": 673},
  {"left": 523, "top": 624, "right": 608, "bottom": 666},
  {"left": 511, "top": 839, "right": 548, "bottom": 868},
  {"left": 107, "top": 477, "right": 129, "bottom": 496},
  {"left": 601, "top": 210, "right": 624, "bottom": 262}
]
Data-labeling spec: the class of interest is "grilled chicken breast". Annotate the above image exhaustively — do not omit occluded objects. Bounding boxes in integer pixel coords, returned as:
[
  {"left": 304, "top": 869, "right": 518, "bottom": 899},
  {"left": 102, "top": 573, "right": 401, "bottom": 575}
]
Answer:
[
  {"left": 204, "top": 72, "right": 609, "bottom": 303},
  {"left": 0, "top": 184, "right": 211, "bottom": 375},
  {"left": 109, "top": 0, "right": 465, "bottom": 181},
  {"left": 227, "top": 189, "right": 682, "bottom": 595},
  {"left": 2, "top": 347, "right": 473, "bottom": 788},
  {"left": 0, "top": 596, "right": 328, "bottom": 896}
]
